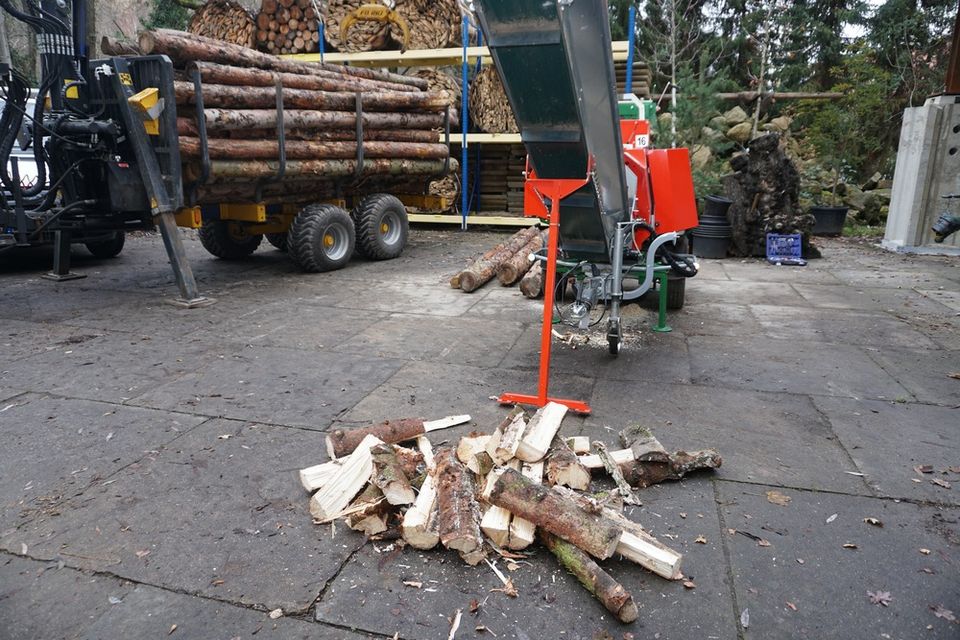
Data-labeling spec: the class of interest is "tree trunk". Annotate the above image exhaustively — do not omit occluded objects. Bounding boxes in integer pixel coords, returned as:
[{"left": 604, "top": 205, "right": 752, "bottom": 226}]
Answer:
[
  {"left": 186, "top": 158, "right": 450, "bottom": 183},
  {"left": 496, "top": 231, "right": 543, "bottom": 285},
  {"left": 138, "top": 29, "right": 426, "bottom": 89},
  {"left": 519, "top": 261, "right": 543, "bottom": 298},
  {"left": 174, "top": 81, "right": 452, "bottom": 112},
  {"left": 100, "top": 35, "right": 141, "bottom": 56},
  {"left": 489, "top": 468, "right": 622, "bottom": 559},
  {"left": 189, "top": 60, "right": 422, "bottom": 94},
  {"left": 326, "top": 418, "right": 425, "bottom": 459},
  {"left": 457, "top": 226, "right": 540, "bottom": 293},
  {"left": 178, "top": 137, "right": 448, "bottom": 160},
  {"left": 539, "top": 531, "right": 639, "bottom": 623},
  {"left": 182, "top": 106, "right": 443, "bottom": 132},
  {"left": 435, "top": 447, "right": 485, "bottom": 565}
]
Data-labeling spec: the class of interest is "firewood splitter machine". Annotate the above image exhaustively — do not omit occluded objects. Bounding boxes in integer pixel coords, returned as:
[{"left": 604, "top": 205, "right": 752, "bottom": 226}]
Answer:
[{"left": 470, "top": 0, "right": 701, "bottom": 414}]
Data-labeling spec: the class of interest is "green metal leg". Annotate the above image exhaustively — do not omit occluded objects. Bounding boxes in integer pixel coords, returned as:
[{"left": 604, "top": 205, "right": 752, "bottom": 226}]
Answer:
[{"left": 652, "top": 271, "right": 672, "bottom": 333}]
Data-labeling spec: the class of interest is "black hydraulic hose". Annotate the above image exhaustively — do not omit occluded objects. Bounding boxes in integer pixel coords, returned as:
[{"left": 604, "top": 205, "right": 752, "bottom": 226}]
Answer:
[
  {"left": 0, "top": 198, "right": 97, "bottom": 254},
  {"left": 660, "top": 245, "right": 698, "bottom": 277}
]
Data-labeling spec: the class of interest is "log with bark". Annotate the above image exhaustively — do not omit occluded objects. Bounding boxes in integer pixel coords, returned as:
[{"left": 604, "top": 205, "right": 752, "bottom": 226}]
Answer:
[
  {"left": 325, "top": 415, "right": 470, "bottom": 459},
  {"left": 519, "top": 260, "right": 543, "bottom": 298},
  {"left": 507, "top": 461, "right": 543, "bottom": 550},
  {"left": 435, "top": 447, "right": 486, "bottom": 565},
  {"left": 371, "top": 444, "right": 416, "bottom": 505},
  {"left": 489, "top": 467, "right": 622, "bottom": 559},
  {"left": 469, "top": 66, "right": 518, "bottom": 134},
  {"left": 344, "top": 483, "right": 390, "bottom": 536},
  {"left": 188, "top": 0, "right": 256, "bottom": 48},
  {"left": 185, "top": 158, "right": 452, "bottom": 183},
  {"left": 177, "top": 107, "right": 443, "bottom": 134},
  {"left": 100, "top": 35, "right": 141, "bottom": 56},
  {"left": 324, "top": 0, "right": 392, "bottom": 52},
  {"left": 254, "top": 0, "right": 320, "bottom": 55},
  {"left": 189, "top": 60, "right": 424, "bottom": 94},
  {"left": 393, "top": 0, "right": 461, "bottom": 50},
  {"left": 455, "top": 226, "right": 540, "bottom": 293},
  {"left": 545, "top": 436, "right": 591, "bottom": 491},
  {"left": 139, "top": 29, "right": 426, "bottom": 89},
  {"left": 179, "top": 137, "right": 448, "bottom": 160},
  {"left": 411, "top": 68, "right": 461, "bottom": 122},
  {"left": 540, "top": 531, "right": 639, "bottom": 623},
  {"left": 496, "top": 231, "right": 544, "bottom": 286}
]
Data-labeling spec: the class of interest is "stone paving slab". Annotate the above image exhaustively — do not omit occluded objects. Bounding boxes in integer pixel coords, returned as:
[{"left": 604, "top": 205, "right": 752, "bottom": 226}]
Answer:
[
  {"left": 917, "top": 289, "right": 960, "bottom": 313},
  {"left": 0, "top": 394, "right": 208, "bottom": 533},
  {"left": 0, "top": 554, "right": 373, "bottom": 639},
  {"left": 720, "top": 260, "right": 843, "bottom": 285},
  {"left": 688, "top": 335, "right": 914, "bottom": 401},
  {"left": 748, "top": 304, "right": 940, "bottom": 348},
  {"left": 864, "top": 347, "right": 960, "bottom": 406},
  {"left": 316, "top": 479, "right": 737, "bottom": 640},
  {"left": 588, "top": 380, "right": 869, "bottom": 494},
  {"left": 335, "top": 313, "right": 527, "bottom": 369},
  {"left": 813, "top": 397, "right": 960, "bottom": 505},
  {"left": 227, "top": 301, "right": 389, "bottom": 351},
  {"left": 1, "top": 420, "right": 360, "bottom": 612},
  {"left": 686, "top": 280, "right": 811, "bottom": 307},
  {"left": 671, "top": 303, "right": 765, "bottom": 337},
  {"left": 130, "top": 345, "right": 405, "bottom": 429},
  {"left": 831, "top": 268, "right": 959, "bottom": 291},
  {"left": 792, "top": 283, "right": 956, "bottom": 314},
  {"left": 0, "top": 320, "right": 104, "bottom": 364},
  {"left": 462, "top": 286, "right": 545, "bottom": 324},
  {"left": 717, "top": 483, "right": 959, "bottom": 640},
  {"left": 0, "top": 332, "right": 237, "bottom": 405}
]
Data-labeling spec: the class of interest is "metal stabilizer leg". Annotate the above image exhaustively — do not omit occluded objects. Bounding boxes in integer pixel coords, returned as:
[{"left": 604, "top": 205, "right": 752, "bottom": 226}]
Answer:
[
  {"left": 157, "top": 212, "right": 215, "bottom": 308},
  {"left": 606, "top": 223, "right": 625, "bottom": 355},
  {"left": 42, "top": 230, "right": 86, "bottom": 281}
]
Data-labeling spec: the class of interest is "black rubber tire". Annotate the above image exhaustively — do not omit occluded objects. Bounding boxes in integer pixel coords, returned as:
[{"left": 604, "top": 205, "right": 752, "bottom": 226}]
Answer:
[
  {"left": 266, "top": 233, "right": 288, "bottom": 252},
  {"left": 666, "top": 234, "right": 689, "bottom": 310},
  {"left": 84, "top": 231, "right": 125, "bottom": 258},
  {"left": 198, "top": 220, "right": 262, "bottom": 259},
  {"left": 352, "top": 193, "right": 408, "bottom": 260},
  {"left": 287, "top": 203, "right": 355, "bottom": 273}
]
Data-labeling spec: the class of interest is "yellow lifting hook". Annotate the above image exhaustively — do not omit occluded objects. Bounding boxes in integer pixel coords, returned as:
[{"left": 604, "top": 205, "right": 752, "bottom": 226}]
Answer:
[{"left": 339, "top": 2, "right": 411, "bottom": 52}]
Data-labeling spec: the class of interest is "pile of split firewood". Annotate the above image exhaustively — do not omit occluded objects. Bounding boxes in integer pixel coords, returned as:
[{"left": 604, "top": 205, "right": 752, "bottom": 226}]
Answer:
[
  {"left": 300, "top": 403, "right": 721, "bottom": 623},
  {"left": 450, "top": 226, "right": 545, "bottom": 295}
]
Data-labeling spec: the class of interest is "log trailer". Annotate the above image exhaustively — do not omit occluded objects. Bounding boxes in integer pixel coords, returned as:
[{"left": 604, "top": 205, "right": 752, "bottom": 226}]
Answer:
[
  {"left": 0, "top": 2, "right": 449, "bottom": 304},
  {"left": 470, "top": 0, "right": 701, "bottom": 413}
]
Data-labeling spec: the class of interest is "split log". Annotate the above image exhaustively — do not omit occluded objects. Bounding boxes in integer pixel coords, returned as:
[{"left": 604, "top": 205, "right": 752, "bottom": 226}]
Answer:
[
  {"left": 565, "top": 436, "right": 590, "bottom": 454},
  {"left": 325, "top": 414, "right": 469, "bottom": 459},
  {"left": 593, "top": 442, "right": 640, "bottom": 506},
  {"left": 309, "top": 434, "right": 382, "bottom": 521},
  {"left": 468, "top": 66, "right": 518, "bottom": 134},
  {"left": 496, "top": 231, "right": 544, "bottom": 286},
  {"left": 401, "top": 437, "right": 440, "bottom": 549},
  {"left": 187, "top": 158, "right": 452, "bottom": 183},
  {"left": 371, "top": 444, "right": 416, "bottom": 505},
  {"left": 345, "top": 483, "right": 389, "bottom": 536},
  {"left": 507, "top": 461, "right": 543, "bottom": 550},
  {"left": 324, "top": 0, "right": 391, "bottom": 52},
  {"left": 540, "top": 531, "right": 639, "bottom": 623},
  {"left": 174, "top": 81, "right": 453, "bottom": 112},
  {"left": 489, "top": 467, "right": 622, "bottom": 559},
  {"left": 435, "top": 447, "right": 485, "bottom": 565},
  {"left": 617, "top": 426, "right": 722, "bottom": 488},
  {"left": 100, "top": 35, "right": 141, "bottom": 56},
  {"left": 299, "top": 458, "right": 344, "bottom": 492},
  {"left": 139, "top": 29, "right": 427, "bottom": 89},
  {"left": 456, "top": 433, "right": 491, "bottom": 475},
  {"left": 479, "top": 468, "right": 513, "bottom": 547},
  {"left": 187, "top": 0, "right": 256, "bottom": 48},
  {"left": 457, "top": 226, "right": 540, "bottom": 293},
  {"left": 182, "top": 105, "right": 444, "bottom": 132},
  {"left": 393, "top": 0, "right": 461, "bottom": 50},
  {"left": 486, "top": 407, "right": 527, "bottom": 465},
  {"left": 516, "top": 401, "right": 567, "bottom": 463},
  {"left": 545, "top": 437, "right": 591, "bottom": 491},
  {"left": 189, "top": 60, "right": 422, "bottom": 94},
  {"left": 179, "top": 137, "right": 448, "bottom": 160},
  {"left": 519, "top": 260, "right": 543, "bottom": 298}
]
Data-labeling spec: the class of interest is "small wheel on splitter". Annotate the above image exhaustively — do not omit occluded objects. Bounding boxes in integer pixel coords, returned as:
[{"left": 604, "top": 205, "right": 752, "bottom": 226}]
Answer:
[
  {"left": 352, "top": 193, "right": 408, "bottom": 260},
  {"left": 287, "top": 203, "right": 355, "bottom": 273},
  {"left": 84, "top": 231, "right": 125, "bottom": 258},
  {"left": 266, "top": 233, "right": 288, "bottom": 252},
  {"left": 199, "top": 220, "right": 262, "bottom": 259},
  {"left": 607, "top": 320, "right": 622, "bottom": 356}
]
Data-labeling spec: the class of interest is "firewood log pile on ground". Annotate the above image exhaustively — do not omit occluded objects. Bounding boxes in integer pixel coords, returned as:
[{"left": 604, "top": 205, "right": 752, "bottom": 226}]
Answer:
[
  {"left": 450, "top": 226, "right": 546, "bottom": 294},
  {"left": 300, "top": 403, "right": 721, "bottom": 623}
]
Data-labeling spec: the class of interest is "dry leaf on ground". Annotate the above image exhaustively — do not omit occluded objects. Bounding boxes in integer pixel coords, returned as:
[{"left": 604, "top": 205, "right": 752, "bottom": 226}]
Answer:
[
  {"left": 864, "top": 517, "right": 883, "bottom": 527},
  {"left": 867, "top": 590, "right": 892, "bottom": 606},
  {"left": 766, "top": 490, "right": 791, "bottom": 506},
  {"left": 930, "top": 604, "right": 956, "bottom": 622}
]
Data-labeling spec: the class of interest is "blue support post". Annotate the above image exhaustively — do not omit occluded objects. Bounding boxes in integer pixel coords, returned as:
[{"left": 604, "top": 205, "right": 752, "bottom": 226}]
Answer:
[
  {"left": 625, "top": 4, "right": 636, "bottom": 95},
  {"left": 460, "top": 15, "right": 469, "bottom": 230},
  {"left": 318, "top": 20, "right": 325, "bottom": 63}
]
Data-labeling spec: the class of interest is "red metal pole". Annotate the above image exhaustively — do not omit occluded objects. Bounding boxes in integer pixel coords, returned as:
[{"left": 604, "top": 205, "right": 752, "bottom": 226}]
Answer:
[{"left": 536, "top": 190, "right": 562, "bottom": 402}]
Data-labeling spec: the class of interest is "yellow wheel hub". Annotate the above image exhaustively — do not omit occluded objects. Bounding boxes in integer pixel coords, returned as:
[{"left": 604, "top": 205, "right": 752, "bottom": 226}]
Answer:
[
  {"left": 323, "top": 234, "right": 335, "bottom": 247},
  {"left": 380, "top": 222, "right": 389, "bottom": 234}
]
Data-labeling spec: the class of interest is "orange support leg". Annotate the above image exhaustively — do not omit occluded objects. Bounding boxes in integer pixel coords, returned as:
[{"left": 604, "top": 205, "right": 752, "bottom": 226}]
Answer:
[{"left": 498, "top": 177, "right": 592, "bottom": 415}]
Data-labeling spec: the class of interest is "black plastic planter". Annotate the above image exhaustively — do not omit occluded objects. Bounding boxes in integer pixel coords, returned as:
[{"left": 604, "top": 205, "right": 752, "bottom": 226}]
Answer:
[
  {"left": 691, "top": 229, "right": 732, "bottom": 258},
  {"left": 810, "top": 206, "right": 848, "bottom": 236}
]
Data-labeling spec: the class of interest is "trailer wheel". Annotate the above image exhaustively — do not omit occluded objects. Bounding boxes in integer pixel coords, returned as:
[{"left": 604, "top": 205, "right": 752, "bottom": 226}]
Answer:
[
  {"left": 266, "top": 233, "right": 288, "bottom": 252},
  {"left": 199, "top": 221, "right": 262, "bottom": 259},
  {"left": 84, "top": 231, "right": 125, "bottom": 259},
  {"left": 287, "top": 204, "right": 355, "bottom": 273},
  {"left": 352, "top": 194, "right": 408, "bottom": 260}
]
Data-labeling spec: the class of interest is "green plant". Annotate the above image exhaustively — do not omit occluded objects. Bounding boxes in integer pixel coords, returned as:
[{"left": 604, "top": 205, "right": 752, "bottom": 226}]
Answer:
[{"left": 143, "top": 0, "right": 195, "bottom": 31}]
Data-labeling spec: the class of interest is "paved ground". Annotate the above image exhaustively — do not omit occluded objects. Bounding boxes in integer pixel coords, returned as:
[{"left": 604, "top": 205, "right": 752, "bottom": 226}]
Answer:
[{"left": 0, "top": 229, "right": 957, "bottom": 640}]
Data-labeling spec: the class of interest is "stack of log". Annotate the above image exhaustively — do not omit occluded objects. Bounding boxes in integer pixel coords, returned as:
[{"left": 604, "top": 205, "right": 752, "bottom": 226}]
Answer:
[
  {"left": 133, "top": 29, "right": 454, "bottom": 205},
  {"left": 393, "top": 0, "right": 461, "bottom": 51},
  {"left": 411, "top": 68, "right": 461, "bottom": 122},
  {"left": 188, "top": 0, "right": 256, "bottom": 48},
  {"left": 300, "top": 404, "right": 721, "bottom": 623},
  {"left": 254, "top": 0, "right": 320, "bottom": 55},
  {"left": 614, "top": 60, "right": 653, "bottom": 97},
  {"left": 468, "top": 66, "right": 518, "bottom": 134},
  {"left": 450, "top": 226, "right": 545, "bottom": 293}
]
